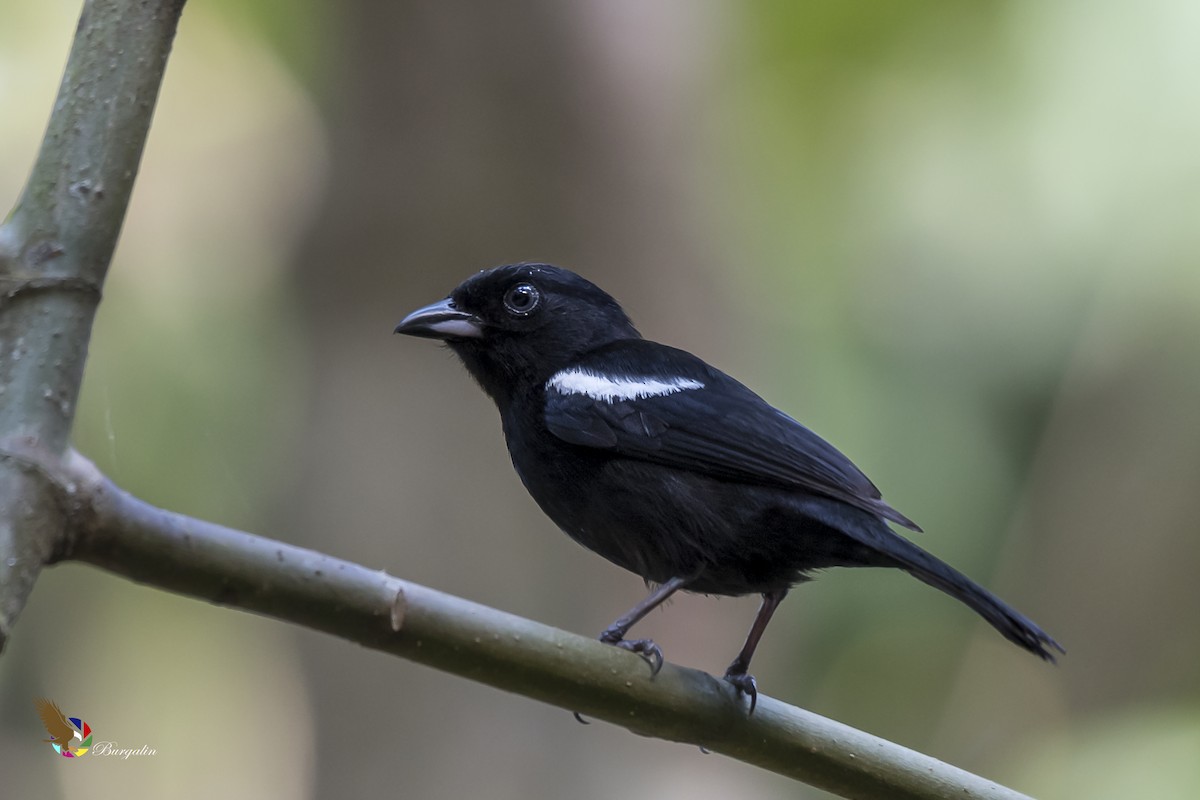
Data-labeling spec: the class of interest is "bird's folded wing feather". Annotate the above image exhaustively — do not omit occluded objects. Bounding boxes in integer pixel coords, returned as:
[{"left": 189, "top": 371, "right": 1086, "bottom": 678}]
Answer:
[{"left": 544, "top": 355, "right": 920, "bottom": 531}]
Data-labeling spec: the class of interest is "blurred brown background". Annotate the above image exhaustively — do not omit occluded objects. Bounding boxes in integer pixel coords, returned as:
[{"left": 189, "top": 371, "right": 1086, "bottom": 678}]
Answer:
[{"left": 2, "top": 1, "right": 1199, "bottom": 798}]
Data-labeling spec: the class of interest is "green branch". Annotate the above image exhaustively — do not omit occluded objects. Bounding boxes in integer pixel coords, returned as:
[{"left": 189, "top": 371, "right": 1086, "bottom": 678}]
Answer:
[
  {"left": 0, "top": 0, "right": 187, "bottom": 649},
  {"left": 40, "top": 448, "right": 1029, "bottom": 800}
]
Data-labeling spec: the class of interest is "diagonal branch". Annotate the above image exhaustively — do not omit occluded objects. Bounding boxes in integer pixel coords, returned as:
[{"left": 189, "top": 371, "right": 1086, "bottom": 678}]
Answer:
[{"left": 46, "top": 448, "right": 1031, "bottom": 800}]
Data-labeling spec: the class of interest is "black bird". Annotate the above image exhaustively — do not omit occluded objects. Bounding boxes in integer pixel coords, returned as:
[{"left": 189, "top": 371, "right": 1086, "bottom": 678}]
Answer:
[{"left": 395, "top": 263, "right": 1062, "bottom": 710}]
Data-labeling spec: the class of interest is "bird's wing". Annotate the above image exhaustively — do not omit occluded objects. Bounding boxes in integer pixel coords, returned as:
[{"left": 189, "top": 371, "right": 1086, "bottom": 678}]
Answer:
[
  {"left": 34, "top": 698, "right": 75, "bottom": 742},
  {"left": 543, "top": 342, "right": 920, "bottom": 531}
]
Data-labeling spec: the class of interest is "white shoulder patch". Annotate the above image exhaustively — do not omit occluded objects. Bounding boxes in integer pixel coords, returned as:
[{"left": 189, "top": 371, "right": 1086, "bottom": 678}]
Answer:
[{"left": 546, "top": 368, "right": 704, "bottom": 403}]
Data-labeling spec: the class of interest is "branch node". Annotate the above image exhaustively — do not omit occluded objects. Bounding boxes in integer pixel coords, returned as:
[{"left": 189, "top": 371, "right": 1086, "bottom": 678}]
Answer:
[
  {"left": 0, "top": 275, "right": 103, "bottom": 310},
  {"left": 391, "top": 585, "right": 407, "bottom": 632},
  {"left": 69, "top": 179, "right": 106, "bottom": 203},
  {"left": 0, "top": 445, "right": 102, "bottom": 563}
]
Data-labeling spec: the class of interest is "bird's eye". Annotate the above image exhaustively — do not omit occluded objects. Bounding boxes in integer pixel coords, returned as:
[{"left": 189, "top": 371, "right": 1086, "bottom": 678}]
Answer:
[{"left": 503, "top": 283, "right": 541, "bottom": 316}]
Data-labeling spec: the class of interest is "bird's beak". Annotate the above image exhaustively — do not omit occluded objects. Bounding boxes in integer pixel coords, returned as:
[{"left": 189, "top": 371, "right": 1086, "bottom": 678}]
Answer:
[{"left": 394, "top": 298, "right": 484, "bottom": 340}]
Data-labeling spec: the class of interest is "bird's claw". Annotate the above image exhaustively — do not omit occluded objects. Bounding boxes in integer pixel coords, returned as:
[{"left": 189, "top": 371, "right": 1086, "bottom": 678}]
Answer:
[
  {"left": 723, "top": 670, "right": 758, "bottom": 714},
  {"left": 577, "top": 634, "right": 665, "bottom": 723},
  {"left": 574, "top": 639, "right": 664, "bottom": 723},
  {"left": 603, "top": 637, "right": 665, "bottom": 676}
]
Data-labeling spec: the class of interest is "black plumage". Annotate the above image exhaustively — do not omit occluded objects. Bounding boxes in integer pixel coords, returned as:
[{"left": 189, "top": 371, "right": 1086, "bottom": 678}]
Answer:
[{"left": 395, "top": 263, "right": 1062, "bottom": 709}]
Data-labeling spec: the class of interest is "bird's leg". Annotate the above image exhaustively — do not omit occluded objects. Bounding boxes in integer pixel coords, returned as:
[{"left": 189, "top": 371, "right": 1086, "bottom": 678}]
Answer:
[
  {"left": 723, "top": 589, "right": 788, "bottom": 714},
  {"left": 573, "top": 576, "right": 693, "bottom": 724},
  {"left": 598, "top": 575, "right": 690, "bottom": 675}
]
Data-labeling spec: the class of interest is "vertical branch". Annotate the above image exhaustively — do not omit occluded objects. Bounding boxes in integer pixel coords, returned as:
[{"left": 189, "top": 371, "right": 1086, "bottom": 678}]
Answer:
[{"left": 0, "top": 0, "right": 187, "bottom": 650}]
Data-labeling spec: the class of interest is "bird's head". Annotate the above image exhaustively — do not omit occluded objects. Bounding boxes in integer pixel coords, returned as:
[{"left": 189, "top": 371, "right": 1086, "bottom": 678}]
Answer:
[{"left": 395, "top": 264, "right": 641, "bottom": 405}]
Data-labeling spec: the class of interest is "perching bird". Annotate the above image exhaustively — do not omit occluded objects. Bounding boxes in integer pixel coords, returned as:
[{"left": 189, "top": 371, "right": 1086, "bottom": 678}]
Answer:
[
  {"left": 395, "top": 263, "right": 1062, "bottom": 710},
  {"left": 35, "top": 698, "right": 77, "bottom": 749}
]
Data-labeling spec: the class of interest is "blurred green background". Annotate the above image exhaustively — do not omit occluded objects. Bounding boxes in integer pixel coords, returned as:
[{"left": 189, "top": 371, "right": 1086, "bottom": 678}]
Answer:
[{"left": 3, "top": 1, "right": 1199, "bottom": 798}]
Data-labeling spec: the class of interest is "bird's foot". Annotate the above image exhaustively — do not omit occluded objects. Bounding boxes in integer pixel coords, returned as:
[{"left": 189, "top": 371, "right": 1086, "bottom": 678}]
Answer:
[
  {"left": 599, "top": 634, "right": 665, "bottom": 676},
  {"left": 723, "top": 669, "right": 758, "bottom": 715},
  {"left": 574, "top": 634, "right": 665, "bottom": 722}
]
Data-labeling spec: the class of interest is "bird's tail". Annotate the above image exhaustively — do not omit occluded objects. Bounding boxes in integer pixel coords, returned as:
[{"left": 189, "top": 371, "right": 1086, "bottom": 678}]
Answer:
[{"left": 877, "top": 534, "right": 1064, "bottom": 661}]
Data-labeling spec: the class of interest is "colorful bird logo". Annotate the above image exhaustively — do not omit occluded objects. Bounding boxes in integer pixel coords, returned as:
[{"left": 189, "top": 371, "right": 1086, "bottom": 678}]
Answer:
[{"left": 34, "top": 698, "right": 92, "bottom": 758}]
